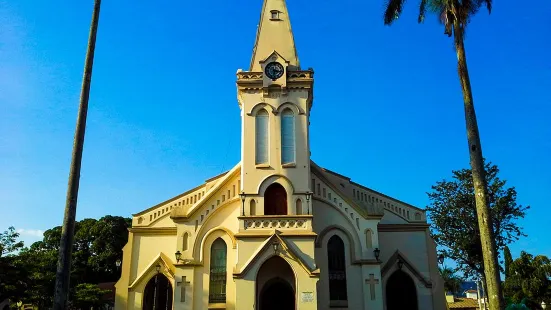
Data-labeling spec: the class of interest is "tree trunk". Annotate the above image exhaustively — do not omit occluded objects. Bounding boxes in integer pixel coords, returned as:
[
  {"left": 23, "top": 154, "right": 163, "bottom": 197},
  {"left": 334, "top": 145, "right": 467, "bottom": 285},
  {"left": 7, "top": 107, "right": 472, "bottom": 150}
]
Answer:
[
  {"left": 52, "top": 0, "right": 101, "bottom": 309},
  {"left": 452, "top": 15, "right": 505, "bottom": 310}
]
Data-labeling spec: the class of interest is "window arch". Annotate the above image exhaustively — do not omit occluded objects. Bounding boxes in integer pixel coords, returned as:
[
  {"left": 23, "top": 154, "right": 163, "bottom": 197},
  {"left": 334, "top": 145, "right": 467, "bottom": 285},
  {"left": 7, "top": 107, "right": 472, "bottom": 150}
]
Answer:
[
  {"left": 327, "top": 235, "right": 348, "bottom": 302},
  {"left": 250, "top": 199, "right": 257, "bottom": 216},
  {"left": 296, "top": 199, "right": 303, "bottom": 215},
  {"left": 182, "top": 232, "right": 189, "bottom": 251},
  {"left": 255, "top": 109, "right": 269, "bottom": 164},
  {"left": 209, "top": 238, "right": 227, "bottom": 303},
  {"left": 264, "top": 183, "right": 287, "bottom": 215},
  {"left": 281, "top": 109, "right": 295, "bottom": 164},
  {"left": 365, "top": 229, "right": 373, "bottom": 249}
]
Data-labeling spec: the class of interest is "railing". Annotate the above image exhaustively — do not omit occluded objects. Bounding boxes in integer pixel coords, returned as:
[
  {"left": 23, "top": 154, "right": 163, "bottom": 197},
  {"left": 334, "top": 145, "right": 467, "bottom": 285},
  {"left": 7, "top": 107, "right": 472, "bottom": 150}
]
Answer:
[{"left": 238, "top": 215, "right": 313, "bottom": 231}]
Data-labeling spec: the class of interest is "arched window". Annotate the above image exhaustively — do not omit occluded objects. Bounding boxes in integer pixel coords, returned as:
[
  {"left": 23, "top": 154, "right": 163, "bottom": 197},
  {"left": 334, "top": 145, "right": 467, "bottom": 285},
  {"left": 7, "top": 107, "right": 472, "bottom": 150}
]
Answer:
[
  {"left": 209, "top": 238, "right": 227, "bottom": 303},
  {"left": 280, "top": 109, "right": 295, "bottom": 164},
  {"left": 327, "top": 235, "right": 348, "bottom": 301},
  {"left": 250, "top": 199, "right": 256, "bottom": 216},
  {"left": 365, "top": 229, "right": 373, "bottom": 249},
  {"left": 182, "top": 232, "right": 189, "bottom": 251},
  {"left": 255, "top": 109, "right": 269, "bottom": 164},
  {"left": 296, "top": 199, "right": 303, "bottom": 215},
  {"left": 264, "top": 183, "right": 287, "bottom": 215}
]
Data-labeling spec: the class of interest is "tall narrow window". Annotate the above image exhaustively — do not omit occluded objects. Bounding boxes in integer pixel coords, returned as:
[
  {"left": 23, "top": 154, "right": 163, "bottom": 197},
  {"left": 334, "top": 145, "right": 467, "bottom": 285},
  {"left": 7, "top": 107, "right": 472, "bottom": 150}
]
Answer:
[
  {"left": 296, "top": 199, "right": 303, "bottom": 215},
  {"left": 209, "top": 238, "right": 227, "bottom": 303},
  {"left": 281, "top": 109, "right": 295, "bottom": 164},
  {"left": 327, "top": 235, "right": 348, "bottom": 301},
  {"left": 250, "top": 200, "right": 256, "bottom": 216},
  {"left": 182, "top": 232, "right": 189, "bottom": 251},
  {"left": 255, "top": 109, "right": 269, "bottom": 164}
]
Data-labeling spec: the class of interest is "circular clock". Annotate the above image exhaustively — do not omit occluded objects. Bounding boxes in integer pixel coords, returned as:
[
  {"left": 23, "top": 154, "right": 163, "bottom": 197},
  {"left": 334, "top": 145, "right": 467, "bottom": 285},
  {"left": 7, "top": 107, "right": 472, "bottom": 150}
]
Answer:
[{"left": 265, "top": 62, "right": 284, "bottom": 80}]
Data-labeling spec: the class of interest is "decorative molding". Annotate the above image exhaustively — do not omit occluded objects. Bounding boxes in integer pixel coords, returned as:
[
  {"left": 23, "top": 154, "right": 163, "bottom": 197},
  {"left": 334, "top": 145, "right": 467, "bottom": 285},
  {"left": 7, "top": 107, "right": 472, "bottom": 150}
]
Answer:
[
  {"left": 377, "top": 224, "right": 430, "bottom": 232},
  {"left": 235, "top": 231, "right": 317, "bottom": 238},
  {"left": 314, "top": 225, "right": 362, "bottom": 262},
  {"left": 128, "top": 252, "right": 176, "bottom": 290},
  {"left": 128, "top": 227, "right": 177, "bottom": 235},
  {"left": 233, "top": 231, "right": 319, "bottom": 279},
  {"left": 381, "top": 250, "right": 433, "bottom": 288},
  {"left": 242, "top": 216, "right": 310, "bottom": 231}
]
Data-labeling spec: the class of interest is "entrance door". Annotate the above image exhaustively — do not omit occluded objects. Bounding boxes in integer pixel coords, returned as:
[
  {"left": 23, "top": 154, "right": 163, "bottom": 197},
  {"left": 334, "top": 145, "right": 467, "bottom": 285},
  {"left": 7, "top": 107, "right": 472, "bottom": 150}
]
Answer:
[
  {"left": 143, "top": 274, "right": 173, "bottom": 310},
  {"left": 260, "top": 279, "right": 295, "bottom": 310},
  {"left": 385, "top": 270, "right": 418, "bottom": 310},
  {"left": 256, "top": 256, "right": 296, "bottom": 310}
]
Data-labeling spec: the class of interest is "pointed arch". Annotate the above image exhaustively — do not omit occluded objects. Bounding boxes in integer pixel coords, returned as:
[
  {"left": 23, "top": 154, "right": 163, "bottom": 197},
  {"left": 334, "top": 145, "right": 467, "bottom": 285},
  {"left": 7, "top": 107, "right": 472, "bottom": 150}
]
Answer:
[
  {"left": 364, "top": 228, "right": 373, "bottom": 249},
  {"left": 142, "top": 273, "right": 173, "bottom": 310},
  {"left": 386, "top": 270, "right": 418, "bottom": 310},
  {"left": 208, "top": 238, "right": 227, "bottom": 303},
  {"left": 327, "top": 235, "right": 348, "bottom": 302}
]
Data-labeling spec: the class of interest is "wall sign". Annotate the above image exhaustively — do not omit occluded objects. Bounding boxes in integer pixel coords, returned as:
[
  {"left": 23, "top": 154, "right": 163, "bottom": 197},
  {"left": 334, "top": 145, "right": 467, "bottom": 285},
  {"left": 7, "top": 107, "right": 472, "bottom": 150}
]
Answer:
[{"left": 301, "top": 292, "right": 314, "bottom": 303}]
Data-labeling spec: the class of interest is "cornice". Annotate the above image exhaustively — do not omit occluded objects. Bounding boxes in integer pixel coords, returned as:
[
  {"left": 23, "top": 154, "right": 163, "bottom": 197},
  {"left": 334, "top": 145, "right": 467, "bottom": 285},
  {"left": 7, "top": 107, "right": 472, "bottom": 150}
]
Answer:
[
  {"left": 377, "top": 224, "right": 430, "bottom": 232},
  {"left": 128, "top": 227, "right": 177, "bottom": 235}
]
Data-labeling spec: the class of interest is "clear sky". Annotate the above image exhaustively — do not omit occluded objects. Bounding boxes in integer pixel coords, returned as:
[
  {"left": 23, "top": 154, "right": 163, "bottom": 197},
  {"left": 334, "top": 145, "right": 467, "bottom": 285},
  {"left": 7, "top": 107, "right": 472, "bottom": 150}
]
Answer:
[{"left": 1, "top": 0, "right": 549, "bottom": 263}]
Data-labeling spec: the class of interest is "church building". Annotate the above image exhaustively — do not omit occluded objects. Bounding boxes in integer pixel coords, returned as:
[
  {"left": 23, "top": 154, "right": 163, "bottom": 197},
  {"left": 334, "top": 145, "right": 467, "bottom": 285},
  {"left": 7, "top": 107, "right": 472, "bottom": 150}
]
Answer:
[{"left": 114, "top": 0, "right": 447, "bottom": 309}]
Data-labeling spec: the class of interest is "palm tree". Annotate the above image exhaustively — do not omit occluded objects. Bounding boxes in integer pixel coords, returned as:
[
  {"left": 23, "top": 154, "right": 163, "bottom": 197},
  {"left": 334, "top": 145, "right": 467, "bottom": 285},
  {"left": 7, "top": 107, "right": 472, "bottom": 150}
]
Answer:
[
  {"left": 439, "top": 266, "right": 462, "bottom": 295},
  {"left": 382, "top": 1, "right": 504, "bottom": 309}
]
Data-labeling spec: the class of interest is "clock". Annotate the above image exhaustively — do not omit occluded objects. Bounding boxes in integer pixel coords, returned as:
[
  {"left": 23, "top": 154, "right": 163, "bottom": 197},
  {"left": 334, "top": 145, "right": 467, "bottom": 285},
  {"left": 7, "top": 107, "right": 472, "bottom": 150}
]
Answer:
[{"left": 264, "top": 62, "right": 284, "bottom": 80}]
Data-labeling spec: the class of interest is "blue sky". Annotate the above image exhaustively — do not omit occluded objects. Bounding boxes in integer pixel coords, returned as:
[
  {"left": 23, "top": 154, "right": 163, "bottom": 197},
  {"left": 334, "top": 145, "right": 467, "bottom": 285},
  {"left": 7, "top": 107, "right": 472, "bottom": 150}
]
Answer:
[{"left": 1, "top": 0, "right": 549, "bottom": 264}]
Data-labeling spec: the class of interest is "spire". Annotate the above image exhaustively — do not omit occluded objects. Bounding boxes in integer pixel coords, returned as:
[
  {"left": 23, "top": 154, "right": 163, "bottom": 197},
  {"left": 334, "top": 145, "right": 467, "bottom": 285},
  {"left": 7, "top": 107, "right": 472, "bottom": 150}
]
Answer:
[{"left": 249, "top": 0, "right": 299, "bottom": 71}]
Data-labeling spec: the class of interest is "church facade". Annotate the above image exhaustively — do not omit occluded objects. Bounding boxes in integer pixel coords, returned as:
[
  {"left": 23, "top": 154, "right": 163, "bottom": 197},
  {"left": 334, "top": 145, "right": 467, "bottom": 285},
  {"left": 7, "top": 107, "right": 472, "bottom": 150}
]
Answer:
[{"left": 114, "top": 0, "right": 447, "bottom": 309}]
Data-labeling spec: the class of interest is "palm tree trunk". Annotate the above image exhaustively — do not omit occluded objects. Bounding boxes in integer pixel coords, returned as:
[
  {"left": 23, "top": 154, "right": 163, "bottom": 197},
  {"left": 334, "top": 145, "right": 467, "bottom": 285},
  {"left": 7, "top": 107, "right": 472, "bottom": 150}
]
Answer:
[
  {"left": 53, "top": 0, "right": 101, "bottom": 309},
  {"left": 452, "top": 16, "right": 504, "bottom": 310}
]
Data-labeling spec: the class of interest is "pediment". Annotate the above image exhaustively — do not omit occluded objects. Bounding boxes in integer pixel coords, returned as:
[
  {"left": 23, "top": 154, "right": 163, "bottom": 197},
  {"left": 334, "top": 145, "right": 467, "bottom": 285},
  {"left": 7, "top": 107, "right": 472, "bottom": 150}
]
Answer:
[
  {"left": 259, "top": 50, "right": 290, "bottom": 66},
  {"left": 128, "top": 252, "right": 176, "bottom": 289},
  {"left": 381, "top": 250, "right": 432, "bottom": 288},
  {"left": 233, "top": 231, "right": 319, "bottom": 278}
]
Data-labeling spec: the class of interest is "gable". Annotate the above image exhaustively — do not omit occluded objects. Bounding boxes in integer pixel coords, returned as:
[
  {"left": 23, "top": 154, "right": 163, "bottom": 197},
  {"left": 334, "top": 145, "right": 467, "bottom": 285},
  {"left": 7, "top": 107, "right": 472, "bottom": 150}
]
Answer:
[{"left": 312, "top": 161, "right": 427, "bottom": 223}]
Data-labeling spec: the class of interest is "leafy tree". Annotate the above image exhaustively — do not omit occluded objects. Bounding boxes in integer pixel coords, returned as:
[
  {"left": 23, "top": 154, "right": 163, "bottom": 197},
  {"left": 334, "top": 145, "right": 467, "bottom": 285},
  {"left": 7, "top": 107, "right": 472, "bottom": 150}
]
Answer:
[
  {"left": 0, "top": 227, "right": 27, "bottom": 302},
  {"left": 503, "top": 251, "right": 551, "bottom": 309},
  {"left": 426, "top": 162, "right": 528, "bottom": 279},
  {"left": 504, "top": 246, "right": 514, "bottom": 278},
  {"left": 381, "top": 0, "right": 504, "bottom": 308},
  {"left": 439, "top": 266, "right": 463, "bottom": 295},
  {"left": 10, "top": 216, "right": 130, "bottom": 308},
  {"left": 71, "top": 283, "right": 111, "bottom": 310}
]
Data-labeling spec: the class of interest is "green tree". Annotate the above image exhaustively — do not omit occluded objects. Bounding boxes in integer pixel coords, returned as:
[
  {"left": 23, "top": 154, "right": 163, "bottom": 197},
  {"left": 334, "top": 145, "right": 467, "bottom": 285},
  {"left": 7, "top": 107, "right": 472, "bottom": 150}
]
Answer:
[
  {"left": 503, "top": 251, "right": 551, "bottom": 309},
  {"left": 0, "top": 227, "right": 27, "bottom": 303},
  {"left": 504, "top": 246, "right": 514, "bottom": 278},
  {"left": 13, "top": 216, "right": 130, "bottom": 308},
  {"left": 382, "top": 0, "right": 504, "bottom": 308},
  {"left": 439, "top": 266, "right": 463, "bottom": 295},
  {"left": 427, "top": 162, "right": 528, "bottom": 279},
  {"left": 71, "top": 283, "right": 111, "bottom": 310}
]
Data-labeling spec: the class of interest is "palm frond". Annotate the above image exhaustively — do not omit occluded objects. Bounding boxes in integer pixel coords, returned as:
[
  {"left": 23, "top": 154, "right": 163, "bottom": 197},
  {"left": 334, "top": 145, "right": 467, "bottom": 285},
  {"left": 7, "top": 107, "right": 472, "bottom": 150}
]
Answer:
[
  {"left": 418, "top": 0, "right": 427, "bottom": 23},
  {"left": 485, "top": 0, "right": 492, "bottom": 13},
  {"left": 384, "top": 0, "right": 407, "bottom": 25}
]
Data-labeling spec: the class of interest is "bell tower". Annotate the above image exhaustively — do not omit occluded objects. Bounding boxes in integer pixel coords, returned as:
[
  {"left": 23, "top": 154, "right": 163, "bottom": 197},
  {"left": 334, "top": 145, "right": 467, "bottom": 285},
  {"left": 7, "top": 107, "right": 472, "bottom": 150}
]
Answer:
[{"left": 236, "top": 0, "right": 314, "bottom": 215}]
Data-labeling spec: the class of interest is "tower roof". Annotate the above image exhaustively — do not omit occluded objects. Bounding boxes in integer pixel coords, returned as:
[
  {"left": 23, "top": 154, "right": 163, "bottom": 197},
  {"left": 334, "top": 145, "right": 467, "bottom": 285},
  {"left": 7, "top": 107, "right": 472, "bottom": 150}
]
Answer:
[{"left": 249, "top": 0, "right": 299, "bottom": 71}]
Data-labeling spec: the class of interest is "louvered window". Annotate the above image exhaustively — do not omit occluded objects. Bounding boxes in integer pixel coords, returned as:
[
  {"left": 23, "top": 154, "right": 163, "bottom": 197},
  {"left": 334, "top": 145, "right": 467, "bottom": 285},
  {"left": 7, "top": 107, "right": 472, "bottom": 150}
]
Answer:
[
  {"left": 255, "top": 109, "right": 269, "bottom": 164},
  {"left": 281, "top": 109, "right": 295, "bottom": 164}
]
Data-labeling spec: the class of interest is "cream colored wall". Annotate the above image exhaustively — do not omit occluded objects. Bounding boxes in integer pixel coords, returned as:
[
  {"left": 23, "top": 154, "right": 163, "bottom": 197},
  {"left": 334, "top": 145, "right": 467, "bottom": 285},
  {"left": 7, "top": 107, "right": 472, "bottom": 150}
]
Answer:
[
  {"left": 378, "top": 230, "right": 447, "bottom": 310},
  {"left": 130, "top": 235, "right": 176, "bottom": 283},
  {"left": 239, "top": 90, "right": 311, "bottom": 196}
]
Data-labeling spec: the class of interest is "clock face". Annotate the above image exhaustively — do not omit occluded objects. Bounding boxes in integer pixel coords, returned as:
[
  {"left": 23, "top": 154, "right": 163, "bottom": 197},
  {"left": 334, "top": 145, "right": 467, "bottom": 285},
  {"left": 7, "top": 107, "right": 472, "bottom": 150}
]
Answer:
[{"left": 265, "top": 62, "right": 284, "bottom": 80}]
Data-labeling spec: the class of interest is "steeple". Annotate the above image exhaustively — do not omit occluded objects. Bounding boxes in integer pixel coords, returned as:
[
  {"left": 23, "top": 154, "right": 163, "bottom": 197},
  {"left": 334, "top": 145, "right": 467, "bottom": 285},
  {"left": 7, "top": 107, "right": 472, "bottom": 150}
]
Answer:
[{"left": 249, "top": 0, "right": 299, "bottom": 71}]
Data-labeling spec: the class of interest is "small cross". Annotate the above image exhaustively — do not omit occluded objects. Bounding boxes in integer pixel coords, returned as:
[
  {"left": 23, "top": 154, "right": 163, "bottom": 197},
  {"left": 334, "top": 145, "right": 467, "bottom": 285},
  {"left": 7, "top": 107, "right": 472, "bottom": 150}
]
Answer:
[
  {"left": 365, "top": 274, "right": 380, "bottom": 300},
  {"left": 176, "top": 276, "right": 191, "bottom": 302}
]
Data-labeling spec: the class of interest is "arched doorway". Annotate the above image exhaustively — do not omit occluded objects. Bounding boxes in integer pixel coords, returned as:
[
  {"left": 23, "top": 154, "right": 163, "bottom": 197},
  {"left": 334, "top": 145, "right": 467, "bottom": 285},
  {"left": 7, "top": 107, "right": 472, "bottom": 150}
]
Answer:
[
  {"left": 385, "top": 270, "right": 418, "bottom": 310},
  {"left": 143, "top": 273, "right": 173, "bottom": 310},
  {"left": 264, "top": 183, "right": 287, "bottom": 215},
  {"left": 257, "top": 256, "right": 295, "bottom": 310}
]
